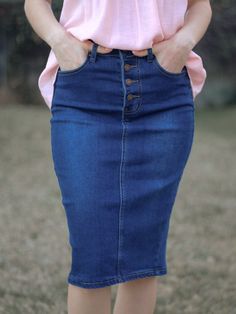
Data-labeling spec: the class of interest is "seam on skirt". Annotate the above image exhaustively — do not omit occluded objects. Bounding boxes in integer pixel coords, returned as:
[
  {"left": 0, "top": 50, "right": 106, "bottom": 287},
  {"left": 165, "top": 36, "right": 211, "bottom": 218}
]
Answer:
[
  {"left": 117, "top": 119, "right": 127, "bottom": 276},
  {"left": 67, "top": 267, "right": 167, "bottom": 288}
]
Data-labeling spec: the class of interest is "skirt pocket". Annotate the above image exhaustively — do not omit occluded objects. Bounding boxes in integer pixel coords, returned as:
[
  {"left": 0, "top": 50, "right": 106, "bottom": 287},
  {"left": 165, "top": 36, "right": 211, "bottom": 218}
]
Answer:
[
  {"left": 152, "top": 52, "right": 187, "bottom": 78},
  {"left": 57, "top": 51, "right": 91, "bottom": 76}
]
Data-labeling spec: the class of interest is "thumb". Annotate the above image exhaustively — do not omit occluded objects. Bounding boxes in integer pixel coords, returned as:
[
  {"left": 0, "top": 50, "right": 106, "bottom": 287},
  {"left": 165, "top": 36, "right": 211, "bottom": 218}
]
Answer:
[
  {"left": 132, "top": 49, "right": 148, "bottom": 57},
  {"left": 97, "top": 45, "right": 113, "bottom": 54}
]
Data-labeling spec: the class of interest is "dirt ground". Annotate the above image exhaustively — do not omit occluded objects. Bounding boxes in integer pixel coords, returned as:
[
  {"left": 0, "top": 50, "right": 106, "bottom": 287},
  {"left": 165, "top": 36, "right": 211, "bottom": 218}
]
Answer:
[{"left": 0, "top": 103, "right": 235, "bottom": 314}]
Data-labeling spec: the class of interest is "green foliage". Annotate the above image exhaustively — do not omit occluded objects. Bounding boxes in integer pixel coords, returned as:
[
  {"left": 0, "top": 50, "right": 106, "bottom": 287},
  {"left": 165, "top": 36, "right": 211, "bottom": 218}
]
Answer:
[
  {"left": 200, "top": 0, "right": 236, "bottom": 66},
  {"left": 5, "top": 1, "right": 63, "bottom": 52},
  {"left": 0, "top": 1, "right": 63, "bottom": 103}
]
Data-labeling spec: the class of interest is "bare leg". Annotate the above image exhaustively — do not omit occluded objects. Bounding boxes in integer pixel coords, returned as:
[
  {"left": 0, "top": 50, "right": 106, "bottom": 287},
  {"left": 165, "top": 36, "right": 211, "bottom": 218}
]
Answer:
[
  {"left": 68, "top": 283, "right": 112, "bottom": 314},
  {"left": 113, "top": 277, "right": 158, "bottom": 314}
]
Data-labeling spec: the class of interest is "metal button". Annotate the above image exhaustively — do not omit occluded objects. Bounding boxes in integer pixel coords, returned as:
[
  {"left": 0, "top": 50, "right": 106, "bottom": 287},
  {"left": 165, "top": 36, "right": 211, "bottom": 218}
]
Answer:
[
  {"left": 127, "top": 94, "right": 134, "bottom": 101},
  {"left": 125, "top": 78, "right": 133, "bottom": 85},
  {"left": 124, "top": 64, "right": 132, "bottom": 71}
]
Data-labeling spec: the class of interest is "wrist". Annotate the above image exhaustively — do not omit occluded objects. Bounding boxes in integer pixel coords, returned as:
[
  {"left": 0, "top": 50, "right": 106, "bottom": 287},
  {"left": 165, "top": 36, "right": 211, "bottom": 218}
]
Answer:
[
  {"left": 46, "top": 27, "right": 68, "bottom": 49},
  {"left": 172, "top": 28, "right": 197, "bottom": 51}
]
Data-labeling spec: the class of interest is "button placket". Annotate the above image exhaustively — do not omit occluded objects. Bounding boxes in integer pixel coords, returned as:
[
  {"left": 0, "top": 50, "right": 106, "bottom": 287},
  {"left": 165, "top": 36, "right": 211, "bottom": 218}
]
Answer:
[{"left": 122, "top": 57, "right": 141, "bottom": 115}]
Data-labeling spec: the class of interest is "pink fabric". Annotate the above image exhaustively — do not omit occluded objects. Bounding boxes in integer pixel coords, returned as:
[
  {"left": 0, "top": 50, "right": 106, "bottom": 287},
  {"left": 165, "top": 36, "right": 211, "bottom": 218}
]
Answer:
[{"left": 38, "top": 0, "right": 207, "bottom": 109}]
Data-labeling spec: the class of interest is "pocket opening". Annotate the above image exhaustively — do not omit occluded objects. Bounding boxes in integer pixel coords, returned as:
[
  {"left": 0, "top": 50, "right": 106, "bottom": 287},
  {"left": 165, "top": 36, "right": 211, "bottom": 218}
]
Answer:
[
  {"left": 57, "top": 52, "right": 91, "bottom": 75},
  {"left": 153, "top": 54, "right": 187, "bottom": 77}
]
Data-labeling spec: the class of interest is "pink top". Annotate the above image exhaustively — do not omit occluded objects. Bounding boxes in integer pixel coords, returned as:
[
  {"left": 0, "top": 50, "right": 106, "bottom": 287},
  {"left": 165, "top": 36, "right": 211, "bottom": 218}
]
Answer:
[{"left": 38, "top": 0, "right": 207, "bottom": 109}]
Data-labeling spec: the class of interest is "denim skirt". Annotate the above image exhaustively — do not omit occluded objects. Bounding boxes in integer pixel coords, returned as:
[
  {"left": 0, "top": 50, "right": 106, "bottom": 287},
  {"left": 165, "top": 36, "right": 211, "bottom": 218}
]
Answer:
[{"left": 50, "top": 41, "right": 195, "bottom": 289}]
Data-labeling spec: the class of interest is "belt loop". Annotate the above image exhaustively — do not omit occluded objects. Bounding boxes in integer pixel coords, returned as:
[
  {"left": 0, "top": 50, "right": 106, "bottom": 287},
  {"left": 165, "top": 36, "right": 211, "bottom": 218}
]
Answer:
[
  {"left": 90, "top": 42, "right": 98, "bottom": 63},
  {"left": 147, "top": 47, "right": 154, "bottom": 63}
]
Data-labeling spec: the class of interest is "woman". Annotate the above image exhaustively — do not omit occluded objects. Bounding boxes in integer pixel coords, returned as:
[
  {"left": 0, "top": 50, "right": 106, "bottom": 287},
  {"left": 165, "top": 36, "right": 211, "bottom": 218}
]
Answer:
[{"left": 24, "top": 0, "right": 212, "bottom": 313}]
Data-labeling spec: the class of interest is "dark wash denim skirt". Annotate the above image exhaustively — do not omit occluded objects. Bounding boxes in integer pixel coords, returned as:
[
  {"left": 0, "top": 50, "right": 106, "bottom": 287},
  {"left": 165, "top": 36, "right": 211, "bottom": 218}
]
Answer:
[{"left": 50, "top": 41, "right": 195, "bottom": 289}]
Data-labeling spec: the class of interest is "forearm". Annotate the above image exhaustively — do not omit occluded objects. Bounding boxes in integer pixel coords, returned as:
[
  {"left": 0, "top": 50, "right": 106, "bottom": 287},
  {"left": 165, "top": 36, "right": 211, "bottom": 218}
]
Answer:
[
  {"left": 24, "top": 0, "right": 67, "bottom": 48},
  {"left": 173, "top": 0, "right": 212, "bottom": 50}
]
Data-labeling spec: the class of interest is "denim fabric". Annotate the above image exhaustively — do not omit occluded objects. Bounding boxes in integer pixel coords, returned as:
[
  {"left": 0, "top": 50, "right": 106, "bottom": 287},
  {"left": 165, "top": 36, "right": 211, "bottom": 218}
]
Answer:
[{"left": 50, "top": 42, "right": 195, "bottom": 289}]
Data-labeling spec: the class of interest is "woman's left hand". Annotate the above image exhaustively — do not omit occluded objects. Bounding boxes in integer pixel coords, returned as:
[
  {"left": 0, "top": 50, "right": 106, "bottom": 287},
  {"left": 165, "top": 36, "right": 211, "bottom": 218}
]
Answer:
[
  {"left": 132, "top": 34, "right": 193, "bottom": 74},
  {"left": 132, "top": 0, "right": 212, "bottom": 74}
]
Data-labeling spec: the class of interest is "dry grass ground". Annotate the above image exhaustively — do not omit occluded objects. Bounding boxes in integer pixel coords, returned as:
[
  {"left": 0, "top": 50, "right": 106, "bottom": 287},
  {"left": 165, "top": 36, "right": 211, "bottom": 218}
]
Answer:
[{"left": 0, "top": 103, "right": 235, "bottom": 314}]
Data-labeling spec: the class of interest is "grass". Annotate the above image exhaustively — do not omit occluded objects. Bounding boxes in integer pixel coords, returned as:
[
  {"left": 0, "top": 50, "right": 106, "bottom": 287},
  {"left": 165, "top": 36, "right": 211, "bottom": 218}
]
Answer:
[{"left": 0, "top": 103, "right": 235, "bottom": 313}]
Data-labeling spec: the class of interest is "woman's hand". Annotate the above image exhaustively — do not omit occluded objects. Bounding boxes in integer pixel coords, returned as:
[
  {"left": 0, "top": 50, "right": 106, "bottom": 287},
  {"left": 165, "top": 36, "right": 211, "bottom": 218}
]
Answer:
[
  {"left": 132, "top": 0, "right": 212, "bottom": 74},
  {"left": 151, "top": 35, "right": 193, "bottom": 74},
  {"left": 51, "top": 31, "right": 113, "bottom": 71},
  {"left": 132, "top": 34, "right": 194, "bottom": 74}
]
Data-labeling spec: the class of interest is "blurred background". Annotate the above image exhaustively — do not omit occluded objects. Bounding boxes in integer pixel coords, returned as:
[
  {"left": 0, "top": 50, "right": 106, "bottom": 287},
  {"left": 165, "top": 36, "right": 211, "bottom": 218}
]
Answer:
[{"left": 0, "top": 0, "right": 235, "bottom": 313}]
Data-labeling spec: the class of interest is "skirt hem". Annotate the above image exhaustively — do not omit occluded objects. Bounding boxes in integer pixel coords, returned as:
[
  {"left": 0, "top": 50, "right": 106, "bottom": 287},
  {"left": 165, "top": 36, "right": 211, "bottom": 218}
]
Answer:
[{"left": 67, "top": 267, "right": 167, "bottom": 289}]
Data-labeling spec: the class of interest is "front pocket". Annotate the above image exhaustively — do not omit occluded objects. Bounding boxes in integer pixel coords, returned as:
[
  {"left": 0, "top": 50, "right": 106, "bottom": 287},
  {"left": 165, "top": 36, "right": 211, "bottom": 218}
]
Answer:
[
  {"left": 153, "top": 54, "right": 187, "bottom": 77},
  {"left": 57, "top": 52, "right": 91, "bottom": 76}
]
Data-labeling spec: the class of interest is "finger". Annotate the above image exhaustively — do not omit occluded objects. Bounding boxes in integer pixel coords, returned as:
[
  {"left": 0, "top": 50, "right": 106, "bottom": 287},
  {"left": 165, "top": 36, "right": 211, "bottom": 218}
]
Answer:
[
  {"left": 97, "top": 45, "right": 113, "bottom": 54},
  {"left": 152, "top": 45, "right": 158, "bottom": 54},
  {"left": 79, "top": 39, "right": 92, "bottom": 52},
  {"left": 132, "top": 49, "right": 148, "bottom": 57}
]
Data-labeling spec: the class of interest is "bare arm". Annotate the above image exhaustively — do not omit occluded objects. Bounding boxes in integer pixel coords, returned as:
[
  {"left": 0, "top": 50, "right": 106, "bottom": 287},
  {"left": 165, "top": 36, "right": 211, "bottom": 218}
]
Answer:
[
  {"left": 24, "top": 0, "right": 112, "bottom": 70},
  {"left": 24, "top": 0, "right": 67, "bottom": 48},
  {"left": 174, "top": 0, "right": 213, "bottom": 50},
  {"left": 133, "top": 0, "right": 212, "bottom": 73}
]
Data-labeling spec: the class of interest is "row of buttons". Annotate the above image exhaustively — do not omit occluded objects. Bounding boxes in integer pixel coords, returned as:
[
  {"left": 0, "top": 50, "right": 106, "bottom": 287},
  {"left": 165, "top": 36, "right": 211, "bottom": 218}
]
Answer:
[
  {"left": 124, "top": 63, "right": 140, "bottom": 113},
  {"left": 124, "top": 64, "right": 140, "bottom": 101}
]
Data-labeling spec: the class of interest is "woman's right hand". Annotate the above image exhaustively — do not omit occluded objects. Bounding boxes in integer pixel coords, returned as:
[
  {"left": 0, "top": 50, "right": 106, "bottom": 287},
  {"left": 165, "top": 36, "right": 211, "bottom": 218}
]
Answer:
[{"left": 51, "top": 30, "right": 112, "bottom": 72}]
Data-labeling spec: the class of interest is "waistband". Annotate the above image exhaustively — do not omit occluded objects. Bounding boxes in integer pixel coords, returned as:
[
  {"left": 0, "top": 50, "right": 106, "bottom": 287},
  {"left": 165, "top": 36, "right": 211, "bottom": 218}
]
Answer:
[
  {"left": 106, "top": 48, "right": 135, "bottom": 56},
  {"left": 89, "top": 40, "right": 154, "bottom": 62}
]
